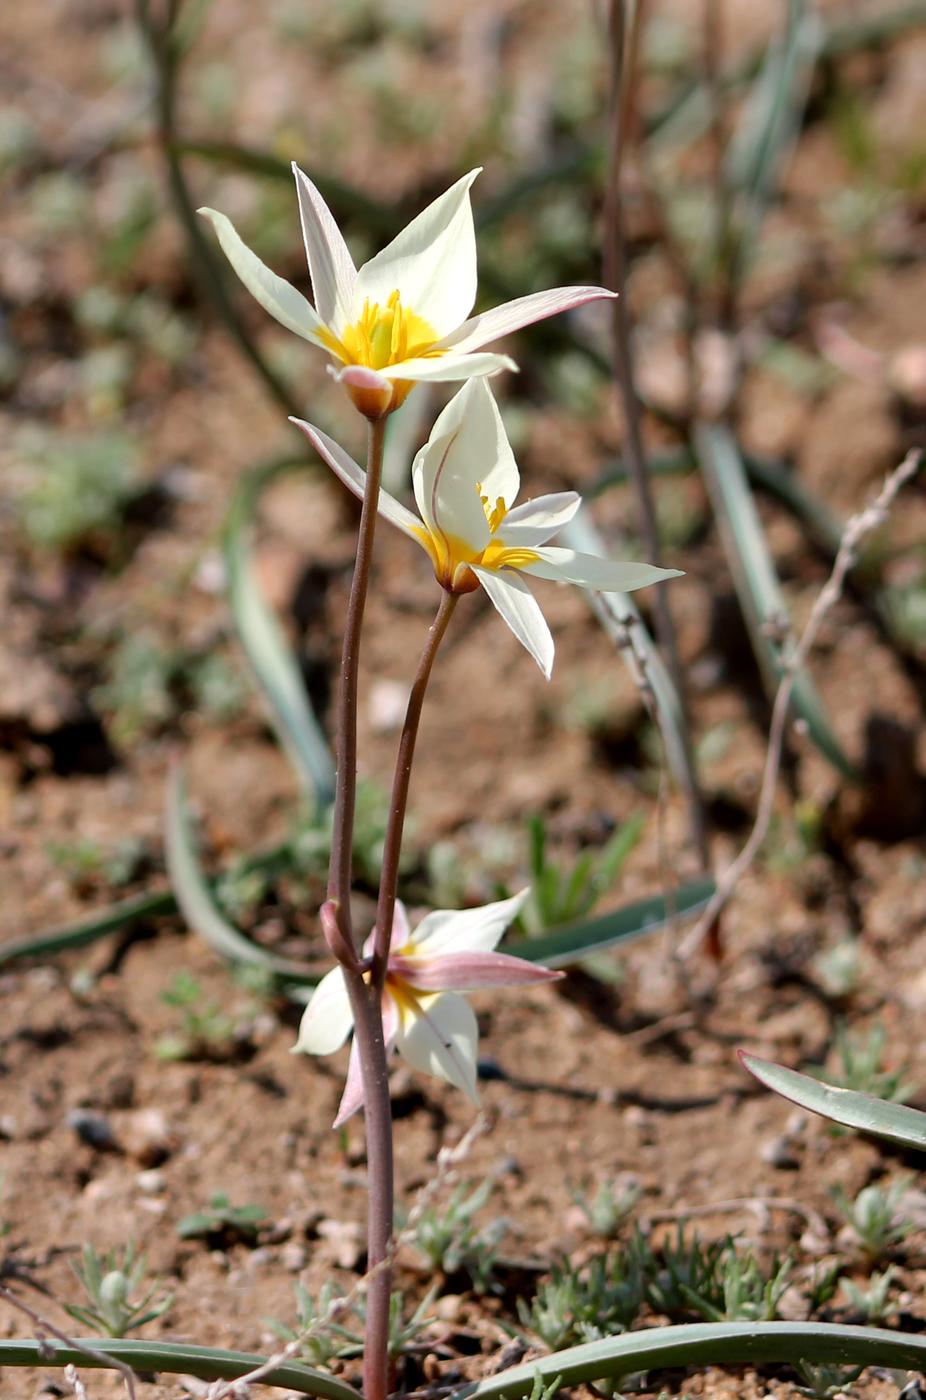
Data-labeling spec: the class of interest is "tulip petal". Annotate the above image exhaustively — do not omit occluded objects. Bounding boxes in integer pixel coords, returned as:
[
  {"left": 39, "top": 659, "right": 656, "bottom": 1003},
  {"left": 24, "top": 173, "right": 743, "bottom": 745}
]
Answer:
[
  {"left": 292, "top": 164, "right": 357, "bottom": 333},
  {"left": 411, "top": 889, "right": 529, "bottom": 956},
  {"left": 198, "top": 208, "right": 328, "bottom": 345},
  {"left": 523, "top": 547, "right": 683, "bottom": 593},
  {"left": 332, "top": 993, "right": 399, "bottom": 1128},
  {"left": 472, "top": 566, "right": 554, "bottom": 678},
  {"left": 378, "top": 351, "right": 516, "bottom": 383},
  {"left": 356, "top": 170, "right": 480, "bottom": 338},
  {"left": 392, "top": 950, "right": 561, "bottom": 992},
  {"left": 294, "top": 966, "right": 353, "bottom": 1055},
  {"left": 290, "top": 418, "right": 425, "bottom": 545},
  {"left": 412, "top": 380, "right": 518, "bottom": 551},
  {"left": 435, "top": 286, "right": 618, "bottom": 354},
  {"left": 396, "top": 991, "right": 479, "bottom": 1101},
  {"left": 500, "top": 491, "right": 581, "bottom": 547}
]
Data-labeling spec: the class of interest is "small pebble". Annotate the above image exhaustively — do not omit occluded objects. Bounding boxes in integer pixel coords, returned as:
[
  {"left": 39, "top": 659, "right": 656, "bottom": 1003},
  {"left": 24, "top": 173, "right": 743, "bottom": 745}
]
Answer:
[
  {"left": 122, "top": 1108, "right": 176, "bottom": 1166},
  {"left": 66, "top": 1109, "right": 117, "bottom": 1151},
  {"left": 136, "top": 1169, "right": 166, "bottom": 1195},
  {"left": 760, "top": 1134, "right": 800, "bottom": 1169},
  {"left": 280, "top": 1243, "right": 307, "bottom": 1272}
]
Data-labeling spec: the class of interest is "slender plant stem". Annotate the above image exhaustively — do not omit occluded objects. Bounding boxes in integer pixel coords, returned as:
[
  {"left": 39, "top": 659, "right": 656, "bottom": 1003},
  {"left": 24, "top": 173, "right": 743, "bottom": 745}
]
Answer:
[
  {"left": 372, "top": 590, "right": 459, "bottom": 985},
  {"left": 327, "top": 418, "right": 387, "bottom": 946},
  {"left": 135, "top": 0, "right": 299, "bottom": 418},
  {"left": 604, "top": 0, "right": 711, "bottom": 873}
]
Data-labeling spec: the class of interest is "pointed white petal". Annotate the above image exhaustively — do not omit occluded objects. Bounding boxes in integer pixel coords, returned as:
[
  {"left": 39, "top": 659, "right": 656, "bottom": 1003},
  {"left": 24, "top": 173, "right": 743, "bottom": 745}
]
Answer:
[
  {"left": 198, "top": 208, "right": 328, "bottom": 345},
  {"left": 500, "top": 491, "right": 581, "bottom": 546},
  {"left": 396, "top": 992, "right": 479, "bottom": 1101},
  {"left": 378, "top": 351, "right": 516, "bottom": 383},
  {"left": 294, "top": 967, "right": 353, "bottom": 1055},
  {"left": 332, "top": 993, "right": 399, "bottom": 1128},
  {"left": 524, "top": 547, "right": 683, "bottom": 593},
  {"left": 391, "top": 900, "right": 412, "bottom": 949},
  {"left": 290, "top": 418, "right": 425, "bottom": 544},
  {"left": 292, "top": 164, "right": 357, "bottom": 332},
  {"left": 411, "top": 380, "right": 518, "bottom": 551},
  {"left": 472, "top": 566, "right": 554, "bottom": 678},
  {"left": 412, "top": 890, "right": 530, "bottom": 956},
  {"left": 435, "top": 286, "right": 618, "bottom": 353},
  {"left": 355, "top": 170, "right": 480, "bottom": 337}
]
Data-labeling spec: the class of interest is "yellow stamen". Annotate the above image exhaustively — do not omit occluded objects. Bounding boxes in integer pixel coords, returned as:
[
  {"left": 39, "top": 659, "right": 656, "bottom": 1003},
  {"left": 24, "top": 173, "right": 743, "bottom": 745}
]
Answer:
[{"left": 318, "top": 289, "right": 443, "bottom": 372}]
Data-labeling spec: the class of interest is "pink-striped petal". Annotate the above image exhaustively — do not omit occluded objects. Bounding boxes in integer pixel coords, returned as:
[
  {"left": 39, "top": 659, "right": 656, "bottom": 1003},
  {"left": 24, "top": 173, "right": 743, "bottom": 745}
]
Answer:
[
  {"left": 523, "top": 547, "right": 682, "bottom": 593},
  {"left": 332, "top": 994, "right": 399, "bottom": 1127},
  {"left": 411, "top": 889, "right": 529, "bottom": 956},
  {"left": 391, "top": 950, "right": 562, "bottom": 992},
  {"left": 198, "top": 208, "right": 328, "bottom": 346},
  {"left": 435, "top": 286, "right": 617, "bottom": 354},
  {"left": 290, "top": 418, "right": 424, "bottom": 545},
  {"left": 377, "top": 351, "right": 516, "bottom": 384}
]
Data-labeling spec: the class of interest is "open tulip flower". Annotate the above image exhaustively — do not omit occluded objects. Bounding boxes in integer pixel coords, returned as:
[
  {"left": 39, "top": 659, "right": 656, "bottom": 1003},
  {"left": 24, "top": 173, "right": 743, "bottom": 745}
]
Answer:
[
  {"left": 200, "top": 166, "right": 617, "bottom": 416},
  {"left": 295, "top": 891, "right": 560, "bottom": 1125},
  {"left": 295, "top": 378, "right": 682, "bottom": 676}
]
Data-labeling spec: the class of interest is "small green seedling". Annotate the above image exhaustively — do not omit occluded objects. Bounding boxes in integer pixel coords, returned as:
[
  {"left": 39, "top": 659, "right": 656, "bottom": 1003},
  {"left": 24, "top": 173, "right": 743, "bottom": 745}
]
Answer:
[
  {"left": 519, "top": 1247, "right": 646, "bottom": 1349},
  {"left": 840, "top": 1266, "right": 898, "bottom": 1323},
  {"left": 794, "top": 1360, "right": 864, "bottom": 1399},
  {"left": 64, "top": 1243, "right": 172, "bottom": 1338},
  {"left": 570, "top": 1176, "right": 641, "bottom": 1239},
  {"left": 178, "top": 1193, "right": 269, "bottom": 1245},
  {"left": 155, "top": 972, "right": 236, "bottom": 1062},
  {"left": 522, "top": 812, "right": 643, "bottom": 934},
  {"left": 831, "top": 1179, "right": 913, "bottom": 1261},
  {"left": 409, "top": 1179, "right": 506, "bottom": 1292},
  {"left": 811, "top": 1023, "right": 914, "bottom": 1106},
  {"left": 266, "top": 1282, "right": 360, "bottom": 1368}
]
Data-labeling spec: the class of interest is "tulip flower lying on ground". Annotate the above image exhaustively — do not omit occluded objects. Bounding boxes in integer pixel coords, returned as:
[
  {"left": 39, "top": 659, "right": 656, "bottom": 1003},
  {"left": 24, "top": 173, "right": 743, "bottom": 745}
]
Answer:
[
  {"left": 294, "top": 890, "right": 560, "bottom": 1125},
  {"left": 295, "top": 378, "right": 682, "bottom": 675},
  {"left": 199, "top": 166, "right": 617, "bottom": 414}
]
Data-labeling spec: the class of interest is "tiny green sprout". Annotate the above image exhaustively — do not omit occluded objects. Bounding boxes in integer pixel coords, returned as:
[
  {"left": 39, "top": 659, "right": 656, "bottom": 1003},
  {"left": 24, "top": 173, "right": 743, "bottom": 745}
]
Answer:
[
  {"left": 522, "top": 812, "right": 644, "bottom": 934},
  {"left": 177, "top": 1193, "right": 269, "bottom": 1245},
  {"left": 807, "top": 1260, "right": 844, "bottom": 1313},
  {"left": 266, "top": 1281, "right": 359, "bottom": 1369},
  {"left": 350, "top": 1288, "right": 437, "bottom": 1360},
  {"left": 840, "top": 1266, "right": 898, "bottom": 1322},
  {"left": 408, "top": 1179, "right": 506, "bottom": 1292},
  {"left": 519, "top": 1246, "right": 646, "bottom": 1349},
  {"left": 155, "top": 972, "right": 236, "bottom": 1062},
  {"left": 15, "top": 428, "right": 140, "bottom": 554},
  {"left": 289, "top": 781, "right": 411, "bottom": 889},
  {"left": 64, "top": 1243, "right": 172, "bottom": 1338},
  {"left": 570, "top": 1176, "right": 641, "bottom": 1239},
  {"left": 527, "top": 1372, "right": 561, "bottom": 1400},
  {"left": 794, "top": 1360, "right": 864, "bottom": 1399},
  {"left": 831, "top": 1179, "right": 914, "bottom": 1261}
]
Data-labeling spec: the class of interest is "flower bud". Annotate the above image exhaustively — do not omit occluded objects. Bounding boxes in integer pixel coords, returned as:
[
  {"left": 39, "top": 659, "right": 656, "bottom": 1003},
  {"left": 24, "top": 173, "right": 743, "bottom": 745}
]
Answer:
[{"left": 333, "top": 365, "right": 395, "bottom": 421}]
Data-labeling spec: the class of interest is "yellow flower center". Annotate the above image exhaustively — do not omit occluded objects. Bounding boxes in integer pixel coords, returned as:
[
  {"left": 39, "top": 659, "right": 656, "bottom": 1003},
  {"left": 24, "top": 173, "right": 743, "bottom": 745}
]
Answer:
[
  {"left": 412, "top": 483, "right": 539, "bottom": 593},
  {"left": 319, "top": 290, "right": 442, "bottom": 372}
]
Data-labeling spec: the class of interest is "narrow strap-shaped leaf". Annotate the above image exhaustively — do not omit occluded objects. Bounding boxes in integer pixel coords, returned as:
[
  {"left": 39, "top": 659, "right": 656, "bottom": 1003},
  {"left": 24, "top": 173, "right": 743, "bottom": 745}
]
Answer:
[
  {"left": 225, "top": 457, "right": 336, "bottom": 807},
  {"left": 511, "top": 877, "right": 715, "bottom": 968},
  {"left": 740, "top": 1051, "right": 926, "bottom": 1151},
  {"left": 561, "top": 511, "right": 694, "bottom": 796},
  {"left": 454, "top": 1320, "right": 926, "bottom": 1400},
  {"left": 725, "top": 0, "right": 824, "bottom": 286},
  {"left": 0, "top": 889, "right": 175, "bottom": 966},
  {"left": 0, "top": 1338, "right": 356, "bottom": 1399},
  {"left": 165, "top": 765, "right": 315, "bottom": 989},
  {"left": 695, "top": 423, "right": 857, "bottom": 779}
]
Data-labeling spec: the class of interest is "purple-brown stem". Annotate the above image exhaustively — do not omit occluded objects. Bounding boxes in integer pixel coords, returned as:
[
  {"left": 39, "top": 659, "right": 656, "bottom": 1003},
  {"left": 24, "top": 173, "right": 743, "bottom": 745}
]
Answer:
[
  {"left": 372, "top": 590, "right": 459, "bottom": 985},
  {"left": 327, "top": 416, "right": 387, "bottom": 948}
]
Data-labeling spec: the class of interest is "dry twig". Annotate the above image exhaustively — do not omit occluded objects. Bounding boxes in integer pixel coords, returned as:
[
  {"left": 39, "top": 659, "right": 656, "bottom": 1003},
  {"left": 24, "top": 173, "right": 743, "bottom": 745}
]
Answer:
[{"left": 679, "top": 449, "right": 922, "bottom": 960}]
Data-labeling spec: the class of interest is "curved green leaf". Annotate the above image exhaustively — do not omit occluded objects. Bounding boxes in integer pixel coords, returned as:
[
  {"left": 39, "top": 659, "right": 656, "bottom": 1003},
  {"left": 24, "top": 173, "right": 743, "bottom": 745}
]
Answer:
[
  {"left": 561, "top": 511, "right": 694, "bottom": 797},
  {"left": 511, "top": 877, "right": 714, "bottom": 969},
  {"left": 740, "top": 1051, "right": 926, "bottom": 1152},
  {"left": 0, "top": 1338, "right": 356, "bottom": 1399},
  {"left": 454, "top": 1321, "right": 926, "bottom": 1400},
  {"left": 0, "top": 889, "right": 174, "bottom": 966},
  {"left": 225, "top": 457, "right": 336, "bottom": 807},
  {"left": 694, "top": 423, "right": 857, "bottom": 780},
  {"left": 165, "top": 765, "right": 315, "bottom": 990}
]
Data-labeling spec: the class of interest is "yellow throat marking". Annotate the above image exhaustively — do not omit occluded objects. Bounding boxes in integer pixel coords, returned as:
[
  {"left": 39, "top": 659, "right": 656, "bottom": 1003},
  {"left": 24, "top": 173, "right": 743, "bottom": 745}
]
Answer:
[
  {"left": 412, "top": 483, "right": 540, "bottom": 590},
  {"left": 320, "top": 290, "right": 442, "bottom": 371}
]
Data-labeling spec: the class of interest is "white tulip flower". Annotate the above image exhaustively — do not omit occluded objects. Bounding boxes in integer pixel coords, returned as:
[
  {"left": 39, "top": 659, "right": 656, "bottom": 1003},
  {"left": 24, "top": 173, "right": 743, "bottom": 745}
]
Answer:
[
  {"left": 200, "top": 166, "right": 616, "bottom": 415},
  {"left": 294, "top": 378, "right": 681, "bottom": 676},
  {"left": 295, "top": 890, "right": 560, "bottom": 1125}
]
